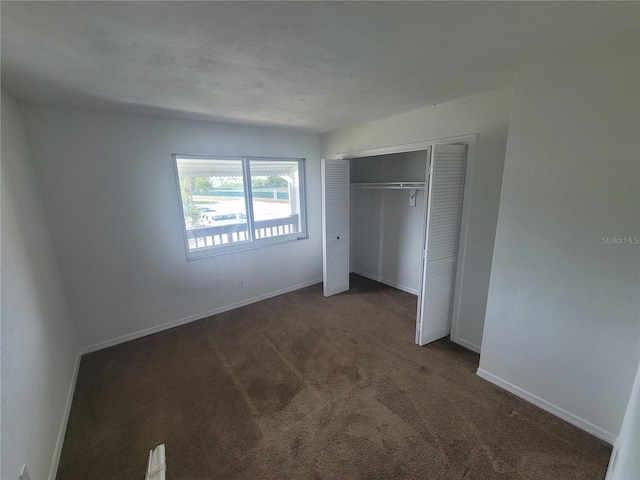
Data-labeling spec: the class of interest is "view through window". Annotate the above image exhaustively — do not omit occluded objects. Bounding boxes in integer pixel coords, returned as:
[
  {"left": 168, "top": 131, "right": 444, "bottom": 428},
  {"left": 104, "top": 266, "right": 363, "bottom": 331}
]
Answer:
[{"left": 174, "top": 155, "right": 307, "bottom": 258}]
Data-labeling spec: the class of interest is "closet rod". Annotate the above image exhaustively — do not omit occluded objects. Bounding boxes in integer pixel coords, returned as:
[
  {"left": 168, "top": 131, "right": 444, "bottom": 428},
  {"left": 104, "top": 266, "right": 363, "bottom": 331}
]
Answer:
[
  {"left": 350, "top": 182, "right": 424, "bottom": 206},
  {"left": 350, "top": 182, "right": 425, "bottom": 190}
]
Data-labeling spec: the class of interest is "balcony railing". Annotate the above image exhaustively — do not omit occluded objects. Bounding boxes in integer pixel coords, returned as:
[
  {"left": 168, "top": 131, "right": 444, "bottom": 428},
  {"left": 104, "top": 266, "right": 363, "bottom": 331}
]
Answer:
[{"left": 186, "top": 214, "right": 300, "bottom": 249}]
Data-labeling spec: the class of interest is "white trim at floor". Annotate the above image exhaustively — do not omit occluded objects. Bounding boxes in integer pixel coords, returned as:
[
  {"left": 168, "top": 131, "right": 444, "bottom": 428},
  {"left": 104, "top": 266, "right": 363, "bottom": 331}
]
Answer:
[
  {"left": 48, "top": 353, "right": 81, "bottom": 480},
  {"left": 451, "top": 336, "right": 481, "bottom": 354},
  {"left": 80, "top": 278, "right": 323, "bottom": 355},
  {"left": 477, "top": 368, "right": 616, "bottom": 444},
  {"left": 352, "top": 269, "right": 418, "bottom": 296}
]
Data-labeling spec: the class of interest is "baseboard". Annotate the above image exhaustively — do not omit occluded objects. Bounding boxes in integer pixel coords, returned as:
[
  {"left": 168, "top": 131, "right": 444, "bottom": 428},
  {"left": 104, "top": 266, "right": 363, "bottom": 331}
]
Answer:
[
  {"left": 451, "top": 336, "right": 481, "bottom": 354},
  {"left": 604, "top": 442, "right": 620, "bottom": 480},
  {"left": 48, "top": 352, "right": 81, "bottom": 480},
  {"left": 476, "top": 368, "right": 616, "bottom": 444},
  {"left": 352, "top": 269, "right": 418, "bottom": 296},
  {"left": 80, "top": 278, "right": 323, "bottom": 355}
]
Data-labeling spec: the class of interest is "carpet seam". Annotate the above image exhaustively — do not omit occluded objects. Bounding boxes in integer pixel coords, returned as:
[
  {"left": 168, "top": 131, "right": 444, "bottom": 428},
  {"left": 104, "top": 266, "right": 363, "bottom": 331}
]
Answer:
[{"left": 209, "top": 338, "right": 268, "bottom": 437}]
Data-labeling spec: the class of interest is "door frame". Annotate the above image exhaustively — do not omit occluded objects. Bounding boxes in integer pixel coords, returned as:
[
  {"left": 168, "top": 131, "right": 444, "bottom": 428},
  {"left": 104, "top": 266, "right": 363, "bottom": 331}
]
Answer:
[{"left": 332, "top": 134, "right": 477, "bottom": 352}]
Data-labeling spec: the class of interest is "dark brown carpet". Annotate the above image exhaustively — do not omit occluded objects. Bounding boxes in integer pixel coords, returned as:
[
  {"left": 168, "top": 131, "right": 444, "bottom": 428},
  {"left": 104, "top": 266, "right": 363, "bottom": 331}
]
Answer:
[{"left": 57, "top": 274, "right": 611, "bottom": 479}]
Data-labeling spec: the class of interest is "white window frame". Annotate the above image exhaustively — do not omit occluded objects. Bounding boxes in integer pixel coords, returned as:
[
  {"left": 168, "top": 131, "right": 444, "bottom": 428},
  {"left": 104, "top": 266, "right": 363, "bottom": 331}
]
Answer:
[{"left": 173, "top": 154, "right": 308, "bottom": 260}]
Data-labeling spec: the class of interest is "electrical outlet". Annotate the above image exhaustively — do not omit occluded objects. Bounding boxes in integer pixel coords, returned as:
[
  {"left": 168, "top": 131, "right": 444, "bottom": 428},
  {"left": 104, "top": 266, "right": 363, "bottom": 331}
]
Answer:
[
  {"left": 20, "top": 464, "right": 31, "bottom": 480},
  {"left": 238, "top": 281, "right": 244, "bottom": 289}
]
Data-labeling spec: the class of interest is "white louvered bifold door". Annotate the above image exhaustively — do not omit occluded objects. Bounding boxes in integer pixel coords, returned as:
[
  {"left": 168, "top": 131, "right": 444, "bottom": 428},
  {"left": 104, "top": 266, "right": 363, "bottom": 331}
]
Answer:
[
  {"left": 322, "top": 159, "right": 350, "bottom": 297},
  {"left": 416, "top": 144, "right": 467, "bottom": 346}
]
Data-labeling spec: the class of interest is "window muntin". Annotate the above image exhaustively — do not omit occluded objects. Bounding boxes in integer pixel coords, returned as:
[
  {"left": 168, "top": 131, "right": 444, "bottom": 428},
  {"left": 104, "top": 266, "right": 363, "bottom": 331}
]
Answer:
[{"left": 174, "top": 155, "right": 307, "bottom": 258}]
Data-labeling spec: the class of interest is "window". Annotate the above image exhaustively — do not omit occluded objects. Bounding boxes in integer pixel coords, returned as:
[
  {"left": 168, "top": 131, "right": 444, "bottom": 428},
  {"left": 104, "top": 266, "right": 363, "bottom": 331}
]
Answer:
[{"left": 173, "top": 155, "right": 307, "bottom": 258}]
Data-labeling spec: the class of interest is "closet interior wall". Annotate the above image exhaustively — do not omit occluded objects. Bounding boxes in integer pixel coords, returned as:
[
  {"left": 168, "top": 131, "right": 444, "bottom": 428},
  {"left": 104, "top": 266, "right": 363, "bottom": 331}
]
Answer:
[{"left": 350, "top": 151, "right": 427, "bottom": 295}]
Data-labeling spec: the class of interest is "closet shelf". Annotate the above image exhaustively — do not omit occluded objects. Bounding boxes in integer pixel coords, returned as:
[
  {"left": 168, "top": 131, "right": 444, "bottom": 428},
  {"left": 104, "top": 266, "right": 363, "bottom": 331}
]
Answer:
[{"left": 350, "top": 182, "right": 425, "bottom": 190}]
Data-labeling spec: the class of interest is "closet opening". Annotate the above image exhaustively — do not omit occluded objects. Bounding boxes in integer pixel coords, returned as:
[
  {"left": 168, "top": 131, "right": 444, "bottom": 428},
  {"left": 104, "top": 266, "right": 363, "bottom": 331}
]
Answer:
[
  {"left": 322, "top": 137, "right": 474, "bottom": 348},
  {"left": 350, "top": 151, "right": 427, "bottom": 303}
]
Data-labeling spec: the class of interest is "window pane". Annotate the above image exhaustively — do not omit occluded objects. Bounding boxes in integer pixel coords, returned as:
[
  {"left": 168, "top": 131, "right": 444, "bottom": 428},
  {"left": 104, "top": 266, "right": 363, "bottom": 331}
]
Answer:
[
  {"left": 175, "top": 157, "right": 249, "bottom": 251},
  {"left": 174, "top": 155, "right": 307, "bottom": 258},
  {"left": 249, "top": 160, "right": 302, "bottom": 240}
]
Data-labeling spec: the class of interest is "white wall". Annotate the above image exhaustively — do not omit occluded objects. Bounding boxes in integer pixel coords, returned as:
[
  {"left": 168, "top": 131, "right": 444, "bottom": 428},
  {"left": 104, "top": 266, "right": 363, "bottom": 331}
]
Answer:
[
  {"left": 350, "top": 151, "right": 427, "bottom": 294},
  {"left": 479, "top": 34, "right": 639, "bottom": 442},
  {"left": 323, "top": 86, "right": 513, "bottom": 351},
  {"left": 1, "top": 91, "right": 80, "bottom": 480},
  {"left": 19, "top": 105, "right": 322, "bottom": 349},
  {"left": 606, "top": 361, "right": 640, "bottom": 479}
]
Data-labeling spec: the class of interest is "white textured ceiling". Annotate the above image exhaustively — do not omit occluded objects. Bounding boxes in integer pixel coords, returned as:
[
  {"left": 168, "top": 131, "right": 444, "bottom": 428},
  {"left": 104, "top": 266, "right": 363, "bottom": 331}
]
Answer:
[{"left": 1, "top": 1, "right": 637, "bottom": 133}]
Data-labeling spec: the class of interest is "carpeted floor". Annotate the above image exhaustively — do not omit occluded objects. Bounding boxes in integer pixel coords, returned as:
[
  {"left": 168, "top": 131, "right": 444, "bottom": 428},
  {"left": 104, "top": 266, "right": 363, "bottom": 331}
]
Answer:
[{"left": 57, "top": 274, "right": 611, "bottom": 479}]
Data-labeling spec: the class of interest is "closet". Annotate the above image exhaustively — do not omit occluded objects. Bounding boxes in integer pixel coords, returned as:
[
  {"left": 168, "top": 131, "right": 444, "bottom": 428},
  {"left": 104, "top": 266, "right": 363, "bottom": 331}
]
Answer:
[
  {"left": 322, "top": 142, "right": 469, "bottom": 347},
  {"left": 350, "top": 151, "right": 427, "bottom": 295}
]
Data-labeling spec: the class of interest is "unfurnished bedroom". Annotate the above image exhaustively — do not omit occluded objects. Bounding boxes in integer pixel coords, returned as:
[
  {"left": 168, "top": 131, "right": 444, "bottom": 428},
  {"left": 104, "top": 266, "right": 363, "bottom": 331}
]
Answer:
[{"left": 1, "top": 2, "right": 638, "bottom": 480}]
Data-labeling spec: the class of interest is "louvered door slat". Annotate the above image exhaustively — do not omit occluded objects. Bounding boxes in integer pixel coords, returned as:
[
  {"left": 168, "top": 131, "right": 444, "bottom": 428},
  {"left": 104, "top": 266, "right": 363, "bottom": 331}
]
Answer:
[
  {"left": 322, "top": 159, "right": 350, "bottom": 297},
  {"left": 416, "top": 144, "right": 467, "bottom": 346}
]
